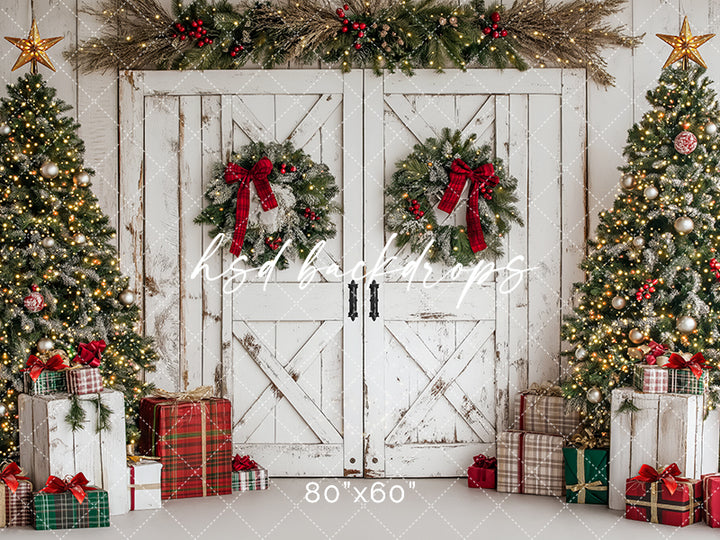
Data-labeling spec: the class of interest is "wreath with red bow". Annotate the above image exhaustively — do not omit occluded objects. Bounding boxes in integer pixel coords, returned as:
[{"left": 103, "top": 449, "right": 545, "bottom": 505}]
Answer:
[
  {"left": 195, "top": 141, "right": 340, "bottom": 268},
  {"left": 385, "top": 129, "right": 522, "bottom": 266}
]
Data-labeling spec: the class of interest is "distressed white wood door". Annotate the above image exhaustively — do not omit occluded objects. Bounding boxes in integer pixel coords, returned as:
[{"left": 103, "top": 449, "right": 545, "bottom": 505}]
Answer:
[{"left": 363, "top": 69, "right": 586, "bottom": 477}]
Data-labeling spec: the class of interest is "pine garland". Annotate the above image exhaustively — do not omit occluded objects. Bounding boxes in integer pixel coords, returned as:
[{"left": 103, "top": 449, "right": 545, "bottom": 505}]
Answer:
[
  {"left": 65, "top": 394, "right": 87, "bottom": 432},
  {"left": 67, "top": 0, "right": 641, "bottom": 86}
]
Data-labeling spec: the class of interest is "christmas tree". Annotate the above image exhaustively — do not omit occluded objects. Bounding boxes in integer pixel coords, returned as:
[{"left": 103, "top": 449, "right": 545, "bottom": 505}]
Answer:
[
  {"left": 563, "top": 20, "right": 720, "bottom": 436},
  {"left": 0, "top": 22, "right": 157, "bottom": 458}
]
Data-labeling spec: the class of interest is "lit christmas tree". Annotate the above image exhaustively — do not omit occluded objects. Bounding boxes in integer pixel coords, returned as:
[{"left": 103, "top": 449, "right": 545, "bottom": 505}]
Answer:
[
  {"left": 0, "top": 22, "right": 157, "bottom": 458},
  {"left": 563, "top": 19, "right": 720, "bottom": 436}
]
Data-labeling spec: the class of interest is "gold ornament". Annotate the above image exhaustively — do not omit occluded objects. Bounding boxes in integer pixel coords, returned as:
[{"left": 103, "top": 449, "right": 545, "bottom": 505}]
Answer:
[
  {"left": 5, "top": 20, "right": 63, "bottom": 74},
  {"left": 657, "top": 17, "right": 714, "bottom": 70}
]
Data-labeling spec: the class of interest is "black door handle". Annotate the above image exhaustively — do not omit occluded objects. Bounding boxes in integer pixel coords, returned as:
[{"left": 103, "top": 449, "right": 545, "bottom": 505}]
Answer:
[
  {"left": 369, "top": 280, "right": 379, "bottom": 321},
  {"left": 348, "top": 280, "right": 358, "bottom": 321}
]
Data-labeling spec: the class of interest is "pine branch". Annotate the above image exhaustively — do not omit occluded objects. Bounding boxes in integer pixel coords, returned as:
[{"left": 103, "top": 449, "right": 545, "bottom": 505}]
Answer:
[
  {"left": 616, "top": 397, "right": 640, "bottom": 414},
  {"left": 65, "top": 394, "right": 87, "bottom": 432},
  {"left": 92, "top": 395, "right": 113, "bottom": 433}
]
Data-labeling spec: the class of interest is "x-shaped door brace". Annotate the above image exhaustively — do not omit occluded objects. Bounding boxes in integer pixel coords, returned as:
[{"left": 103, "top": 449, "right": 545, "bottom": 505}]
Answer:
[{"left": 385, "top": 320, "right": 495, "bottom": 445}]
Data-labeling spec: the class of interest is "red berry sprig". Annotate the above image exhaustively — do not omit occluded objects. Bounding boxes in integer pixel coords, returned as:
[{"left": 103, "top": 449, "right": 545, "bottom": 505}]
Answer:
[
  {"left": 407, "top": 199, "right": 425, "bottom": 220},
  {"left": 635, "top": 278, "right": 658, "bottom": 302},
  {"left": 336, "top": 4, "right": 367, "bottom": 50},
  {"left": 265, "top": 236, "right": 283, "bottom": 250},
  {"left": 480, "top": 184, "right": 494, "bottom": 200},
  {"left": 228, "top": 43, "right": 244, "bottom": 57},
  {"left": 170, "top": 19, "right": 213, "bottom": 47},
  {"left": 710, "top": 258, "right": 720, "bottom": 279},
  {"left": 482, "top": 11, "right": 508, "bottom": 39},
  {"left": 279, "top": 163, "right": 297, "bottom": 175},
  {"left": 304, "top": 207, "right": 320, "bottom": 222}
]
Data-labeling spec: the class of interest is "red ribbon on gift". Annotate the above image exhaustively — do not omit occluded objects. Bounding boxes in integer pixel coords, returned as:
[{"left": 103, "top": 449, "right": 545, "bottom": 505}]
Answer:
[
  {"left": 645, "top": 341, "right": 669, "bottom": 365},
  {"left": 438, "top": 159, "right": 500, "bottom": 253},
  {"left": 72, "top": 340, "right": 106, "bottom": 368},
  {"left": 471, "top": 454, "right": 497, "bottom": 469},
  {"left": 22, "top": 354, "right": 67, "bottom": 382},
  {"left": 232, "top": 454, "right": 257, "bottom": 471},
  {"left": 224, "top": 158, "right": 278, "bottom": 257},
  {"left": 40, "top": 473, "right": 95, "bottom": 504},
  {"left": 0, "top": 462, "right": 29, "bottom": 494},
  {"left": 632, "top": 463, "right": 684, "bottom": 495},
  {"left": 665, "top": 352, "right": 711, "bottom": 380}
]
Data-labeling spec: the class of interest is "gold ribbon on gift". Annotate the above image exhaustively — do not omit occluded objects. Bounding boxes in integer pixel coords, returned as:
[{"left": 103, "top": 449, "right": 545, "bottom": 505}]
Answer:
[
  {"left": 526, "top": 381, "right": 562, "bottom": 396},
  {"left": 567, "top": 449, "right": 607, "bottom": 503},
  {"left": 570, "top": 427, "right": 610, "bottom": 450},
  {"left": 127, "top": 455, "right": 162, "bottom": 465},
  {"left": 37, "top": 349, "right": 70, "bottom": 365},
  {"left": 155, "top": 386, "right": 215, "bottom": 401},
  {"left": 0, "top": 482, "right": 5, "bottom": 528},
  {"left": 627, "top": 481, "right": 697, "bottom": 524},
  {"left": 128, "top": 483, "right": 162, "bottom": 490}
]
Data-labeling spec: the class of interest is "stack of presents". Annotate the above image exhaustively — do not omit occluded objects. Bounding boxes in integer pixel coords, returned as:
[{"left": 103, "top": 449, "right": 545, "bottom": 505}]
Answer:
[
  {"left": 2, "top": 344, "right": 267, "bottom": 530},
  {"left": 468, "top": 347, "right": 720, "bottom": 528}
]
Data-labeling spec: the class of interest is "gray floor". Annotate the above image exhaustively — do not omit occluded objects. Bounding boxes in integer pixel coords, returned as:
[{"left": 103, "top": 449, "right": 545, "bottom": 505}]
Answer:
[{"left": 1, "top": 478, "right": 718, "bottom": 539}]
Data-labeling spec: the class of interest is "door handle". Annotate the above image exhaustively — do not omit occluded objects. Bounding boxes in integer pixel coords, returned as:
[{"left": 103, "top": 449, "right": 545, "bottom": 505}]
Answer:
[
  {"left": 369, "top": 280, "right": 379, "bottom": 321},
  {"left": 348, "top": 280, "right": 358, "bottom": 321}
]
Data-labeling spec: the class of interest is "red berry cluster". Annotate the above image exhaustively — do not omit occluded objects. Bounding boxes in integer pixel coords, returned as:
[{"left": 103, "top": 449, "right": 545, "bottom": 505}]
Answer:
[
  {"left": 171, "top": 19, "right": 213, "bottom": 47},
  {"left": 408, "top": 199, "right": 425, "bottom": 220},
  {"left": 279, "top": 163, "right": 297, "bottom": 174},
  {"left": 636, "top": 278, "right": 658, "bottom": 302},
  {"left": 710, "top": 258, "right": 720, "bottom": 279},
  {"left": 337, "top": 4, "right": 366, "bottom": 50},
  {"left": 482, "top": 11, "right": 508, "bottom": 39},
  {"left": 304, "top": 207, "right": 320, "bottom": 221},
  {"left": 265, "top": 235, "right": 283, "bottom": 250},
  {"left": 229, "top": 43, "right": 245, "bottom": 57},
  {"left": 480, "top": 183, "right": 494, "bottom": 200}
]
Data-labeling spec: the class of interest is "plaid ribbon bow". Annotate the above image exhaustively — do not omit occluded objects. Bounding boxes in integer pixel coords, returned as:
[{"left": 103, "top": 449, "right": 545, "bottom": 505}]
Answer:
[
  {"left": 471, "top": 454, "right": 496, "bottom": 469},
  {"left": 40, "top": 473, "right": 94, "bottom": 504},
  {"left": 437, "top": 158, "right": 499, "bottom": 253},
  {"left": 0, "top": 462, "right": 29, "bottom": 493},
  {"left": 72, "top": 340, "right": 106, "bottom": 368},
  {"left": 644, "top": 341, "right": 669, "bottom": 365},
  {"left": 22, "top": 353, "right": 67, "bottom": 382},
  {"left": 232, "top": 454, "right": 257, "bottom": 471},
  {"left": 665, "top": 352, "right": 710, "bottom": 380},
  {"left": 632, "top": 463, "right": 684, "bottom": 495},
  {"left": 224, "top": 157, "right": 278, "bottom": 257}
]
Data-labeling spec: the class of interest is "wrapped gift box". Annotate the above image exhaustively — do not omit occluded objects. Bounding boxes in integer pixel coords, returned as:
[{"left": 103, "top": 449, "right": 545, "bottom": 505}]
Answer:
[
  {"left": 138, "top": 395, "right": 232, "bottom": 500},
  {"left": 128, "top": 459, "right": 163, "bottom": 510},
  {"left": 467, "top": 454, "right": 496, "bottom": 489},
  {"left": 0, "top": 463, "right": 33, "bottom": 527},
  {"left": 496, "top": 430, "right": 565, "bottom": 497},
  {"left": 562, "top": 447, "right": 608, "bottom": 504},
  {"left": 232, "top": 467, "right": 268, "bottom": 492},
  {"left": 513, "top": 387, "right": 580, "bottom": 437},
  {"left": 23, "top": 371, "right": 67, "bottom": 395},
  {"left": 66, "top": 367, "right": 104, "bottom": 395},
  {"left": 34, "top": 489, "right": 109, "bottom": 530},
  {"left": 625, "top": 471, "right": 702, "bottom": 527},
  {"left": 702, "top": 473, "right": 720, "bottom": 527},
  {"left": 632, "top": 364, "right": 668, "bottom": 394},
  {"left": 667, "top": 369, "right": 708, "bottom": 395},
  {"left": 608, "top": 387, "right": 719, "bottom": 510},
  {"left": 18, "top": 390, "right": 128, "bottom": 515}
]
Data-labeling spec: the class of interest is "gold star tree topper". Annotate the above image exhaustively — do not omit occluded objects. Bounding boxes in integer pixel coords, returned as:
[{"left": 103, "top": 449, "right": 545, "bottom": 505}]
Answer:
[
  {"left": 5, "top": 20, "right": 63, "bottom": 74},
  {"left": 657, "top": 17, "right": 714, "bottom": 69}
]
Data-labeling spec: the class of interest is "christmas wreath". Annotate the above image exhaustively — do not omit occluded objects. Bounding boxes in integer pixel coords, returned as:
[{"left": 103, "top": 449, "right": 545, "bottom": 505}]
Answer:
[
  {"left": 385, "top": 129, "right": 522, "bottom": 266},
  {"left": 195, "top": 141, "right": 340, "bottom": 268}
]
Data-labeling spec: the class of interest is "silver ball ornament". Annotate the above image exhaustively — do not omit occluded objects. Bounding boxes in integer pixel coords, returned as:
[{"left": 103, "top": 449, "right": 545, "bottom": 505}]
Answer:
[
  {"left": 39, "top": 161, "right": 59, "bottom": 179},
  {"left": 586, "top": 387, "right": 603, "bottom": 404},
  {"left": 37, "top": 337, "right": 54, "bottom": 353},
  {"left": 620, "top": 174, "right": 636, "bottom": 190},
  {"left": 0, "top": 124, "right": 10, "bottom": 136},
  {"left": 119, "top": 289, "right": 136, "bottom": 306},
  {"left": 632, "top": 236, "right": 645, "bottom": 248},
  {"left": 0, "top": 404, "right": 6, "bottom": 415},
  {"left": 644, "top": 186, "right": 659, "bottom": 200},
  {"left": 575, "top": 347, "right": 588, "bottom": 360},
  {"left": 677, "top": 315, "right": 697, "bottom": 334},
  {"left": 706, "top": 121, "right": 718, "bottom": 135},
  {"left": 73, "top": 171, "right": 91, "bottom": 187},
  {"left": 612, "top": 296, "right": 627, "bottom": 310},
  {"left": 73, "top": 233, "right": 87, "bottom": 245},
  {"left": 41, "top": 236, "right": 55, "bottom": 248},
  {"left": 674, "top": 216, "right": 694, "bottom": 234},
  {"left": 628, "top": 328, "right": 645, "bottom": 344}
]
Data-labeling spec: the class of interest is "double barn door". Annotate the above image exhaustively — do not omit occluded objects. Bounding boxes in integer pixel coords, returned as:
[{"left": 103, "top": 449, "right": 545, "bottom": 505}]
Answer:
[{"left": 119, "top": 69, "right": 586, "bottom": 477}]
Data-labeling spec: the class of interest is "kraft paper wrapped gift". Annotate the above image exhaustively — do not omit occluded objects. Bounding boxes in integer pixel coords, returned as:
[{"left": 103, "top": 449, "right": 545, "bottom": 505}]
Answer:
[
  {"left": 496, "top": 430, "right": 565, "bottom": 497},
  {"left": 513, "top": 384, "right": 580, "bottom": 437}
]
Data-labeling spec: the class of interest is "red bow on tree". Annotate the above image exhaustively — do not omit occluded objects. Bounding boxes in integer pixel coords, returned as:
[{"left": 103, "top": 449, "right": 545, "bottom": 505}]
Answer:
[
  {"left": 224, "top": 157, "right": 278, "bottom": 257},
  {"left": 472, "top": 454, "right": 497, "bottom": 469},
  {"left": 632, "top": 463, "right": 684, "bottom": 495},
  {"left": 645, "top": 341, "right": 669, "bottom": 365},
  {"left": 665, "top": 352, "right": 711, "bottom": 380},
  {"left": 72, "top": 340, "right": 106, "bottom": 368},
  {"left": 0, "top": 462, "right": 29, "bottom": 494},
  {"left": 23, "top": 354, "right": 67, "bottom": 382},
  {"left": 438, "top": 159, "right": 500, "bottom": 253},
  {"left": 232, "top": 454, "right": 257, "bottom": 471},
  {"left": 40, "top": 473, "right": 94, "bottom": 504}
]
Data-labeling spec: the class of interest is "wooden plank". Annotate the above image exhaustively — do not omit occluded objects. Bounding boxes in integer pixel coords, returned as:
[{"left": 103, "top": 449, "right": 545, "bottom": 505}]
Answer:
[
  {"left": 609, "top": 387, "right": 633, "bottom": 510},
  {"left": 384, "top": 69, "right": 563, "bottom": 95},
  {"left": 232, "top": 283, "right": 343, "bottom": 320},
  {"left": 385, "top": 442, "right": 493, "bottom": 477},
  {"left": 287, "top": 94, "right": 342, "bottom": 148},
  {"left": 96, "top": 390, "right": 128, "bottom": 515},
  {"left": 383, "top": 94, "right": 437, "bottom": 143},
  {"left": 233, "top": 322, "right": 342, "bottom": 444},
  {"left": 232, "top": 443, "right": 343, "bottom": 476},
  {"left": 220, "top": 95, "right": 234, "bottom": 397},
  {"left": 0, "top": 1, "right": 31, "bottom": 90},
  {"left": 383, "top": 283, "right": 495, "bottom": 321},
  {"left": 460, "top": 96, "right": 495, "bottom": 140},
  {"left": 231, "top": 95, "right": 274, "bottom": 142}
]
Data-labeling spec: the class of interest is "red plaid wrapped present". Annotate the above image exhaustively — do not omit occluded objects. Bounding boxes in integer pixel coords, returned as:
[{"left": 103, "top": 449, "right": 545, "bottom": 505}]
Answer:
[
  {"left": 514, "top": 384, "right": 580, "bottom": 437},
  {"left": 468, "top": 454, "right": 496, "bottom": 489},
  {"left": 0, "top": 462, "right": 32, "bottom": 527},
  {"left": 66, "top": 367, "right": 104, "bottom": 395},
  {"left": 496, "top": 431, "right": 565, "bottom": 496},
  {"left": 138, "top": 388, "right": 232, "bottom": 500},
  {"left": 702, "top": 473, "right": 720, "bottom": 527},
  {"left": 633, "top": 364, "right": 668, "bottom": 393},
  {"left": 625, "top": 464, "right": 702, "bottom": 527}
]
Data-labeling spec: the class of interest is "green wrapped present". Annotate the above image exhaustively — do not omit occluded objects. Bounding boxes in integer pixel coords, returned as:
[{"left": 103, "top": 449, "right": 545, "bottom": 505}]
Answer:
[
  {"left": 563, "top": 447, "right": 609, "bottom": 504},
  {"left": 665, "top": 352, "right": 711, "bottom": 395},
  {"left": 33, "top": 474, "right": 109, "bottom": 530},
  {"left": 23, "top": 371, "right": 67, "bottom": 394}
]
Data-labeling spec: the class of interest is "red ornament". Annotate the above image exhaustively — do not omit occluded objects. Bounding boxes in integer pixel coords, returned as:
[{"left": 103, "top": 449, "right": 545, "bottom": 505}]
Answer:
[
  {"left": 500, "top": 29, "right": 508, "bottom": 37},
  {"left": 710, "top": 258, "right": 720, "bottom": 279},
  {"left": 337, "top": 8, "right": 345, "bottom": 17},
  {"left": 358, "top": 31, "right": 365, "bottom": 38},
  {"left": 342, "top": 26, "right": 349, "bottom": 33},
  {"left": 483, "top": 27, "right": 492, "bottom": 35},
  {"left": 492, "top": 23, "right": 498, "bottom": 30},
  {"left": 23, "top": 289, "right": 45, "bottom": 313},
  {"left": 490, "top": 11, "right": 501, "bottom": 23},
  {"left": 635, "top": 279, "right": 659, "bottom": 302},
  {"left": 290, "top": 166, "right": 297, "bottom": 172},
  {"left": 359, "top": 23, "right": 366, "bottom": 30},
  {"left": 343, "top": 3, "right": 349, "bottom": 10},
  {"left": 352, "top": 22, "right": 360, "bottom": 30},
  {"left": 674, "top": 130, "right": 698, "bottom": 155},
  {"left": 343, "top": 19, "right": 349, "bottom": 24},
  {"left": 354, "top": 43, "right": 362, "bottom": 49},
  {"left": 492, "top": 31, "right": 500, "bottom": 39}
]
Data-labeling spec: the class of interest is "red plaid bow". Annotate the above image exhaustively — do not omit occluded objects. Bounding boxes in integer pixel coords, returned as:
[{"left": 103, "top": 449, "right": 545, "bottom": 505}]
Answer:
[
  {"left": 645, "top": 341, "right": 669, "bottom": 365},
  {"left": 40, "top": 473, "right": 94, "bottom": 504},
  {"left": 632, "top": 463, "right": 684, "bottom": 495},
  {"left": 438, "top": 159, "right": 500, "bottom": 253},
  {"left": 0, "top": 462, "right": 29, "bottom": 494},
  {"left": 232, "top": 454, "right": 257, "bottom": 471},
  {"left": 72, "top": 340, "right": 106, "bottom": 368},
  {"left": 224, "top": 158, "right": 278, "bottom": 257},
  {"left": 665, "top": 352, "right": 711, "bottom": 380},
  {"left": 471, "top": 454, "right": 497, "bottom": 469},
  {"left": 23, "top": 353, "right": 67, "bottom": 382}
]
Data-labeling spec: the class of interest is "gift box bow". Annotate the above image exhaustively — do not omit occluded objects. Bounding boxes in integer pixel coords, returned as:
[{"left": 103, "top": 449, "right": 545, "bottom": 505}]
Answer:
[
  {"left": 0, "top": 462, "right": 29, "bottom": 493},
  {"left": 155, "top": 385, "right": 215, "bottom": 401},
  {"left": 72, "top": 340, "right": 106, "bottom": 368},
  {"left": 632, "top": 463, "right": 687, "bottom": 495},
  {"left": 471, "top": 454, "right": 496, "bottom": 469},
  {"left": 40, "top": 472, "right": 96, "bottom": 504},
  {"left": 22, "top": 353, "right": 68, "bottom": 382},
  {"left": 525, "top": 381, "right": 562, "bottom": 396},
  {"left": 664, "top": 352, "right": 711, "bottom": 380},
  {"left": 644, "top": 341, "right": 669, "bottom": 365},
  {"left": 232, "top": 454, "right": 257, "bottom": 471}
]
